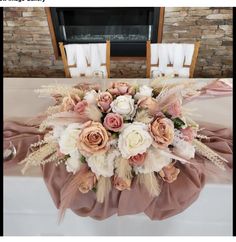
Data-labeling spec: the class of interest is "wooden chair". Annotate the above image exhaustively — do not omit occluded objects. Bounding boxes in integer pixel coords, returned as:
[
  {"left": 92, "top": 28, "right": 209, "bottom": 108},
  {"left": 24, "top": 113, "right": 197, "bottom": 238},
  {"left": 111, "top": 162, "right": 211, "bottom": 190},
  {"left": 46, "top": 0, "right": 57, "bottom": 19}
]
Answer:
[
  {"left": 59, "top": 40, "right": 110, "bottom": 78},
  {"left": 146, "top": 41, "right": 200, "bottom": 78}
]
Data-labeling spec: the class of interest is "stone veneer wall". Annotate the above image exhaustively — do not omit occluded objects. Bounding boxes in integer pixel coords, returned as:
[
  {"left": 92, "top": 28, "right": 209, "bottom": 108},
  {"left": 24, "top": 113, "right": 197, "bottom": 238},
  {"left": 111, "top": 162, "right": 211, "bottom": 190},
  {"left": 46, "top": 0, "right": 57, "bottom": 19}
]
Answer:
[{"left": 3, "top": 7, "right": 233, "bottom": 78}]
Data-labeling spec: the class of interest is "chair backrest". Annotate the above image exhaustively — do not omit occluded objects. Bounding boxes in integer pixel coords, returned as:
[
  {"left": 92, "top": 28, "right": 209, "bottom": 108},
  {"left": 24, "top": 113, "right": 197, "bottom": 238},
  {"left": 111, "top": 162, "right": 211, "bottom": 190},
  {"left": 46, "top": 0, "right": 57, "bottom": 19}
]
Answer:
[
  {"left": 146, "top": 41, "right": 200, "bottom": 78},
  {"left": 59, "top": 41, "right": 110, "bottom": 78}
]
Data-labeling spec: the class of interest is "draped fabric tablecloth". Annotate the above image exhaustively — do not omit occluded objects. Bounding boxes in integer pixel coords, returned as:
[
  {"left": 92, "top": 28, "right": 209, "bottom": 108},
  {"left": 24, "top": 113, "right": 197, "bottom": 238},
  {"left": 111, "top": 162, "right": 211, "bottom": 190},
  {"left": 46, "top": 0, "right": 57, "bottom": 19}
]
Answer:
[{"left": 3, "top": 78, "right": 232, "bottom": 223}]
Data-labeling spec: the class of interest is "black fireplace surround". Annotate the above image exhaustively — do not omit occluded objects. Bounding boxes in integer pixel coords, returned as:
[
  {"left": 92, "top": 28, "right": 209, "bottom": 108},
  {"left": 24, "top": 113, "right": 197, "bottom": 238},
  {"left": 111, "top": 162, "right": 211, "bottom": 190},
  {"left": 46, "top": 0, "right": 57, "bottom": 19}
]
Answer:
[{"left": 50, "top": 7, "right": 161, "bottom": 57}]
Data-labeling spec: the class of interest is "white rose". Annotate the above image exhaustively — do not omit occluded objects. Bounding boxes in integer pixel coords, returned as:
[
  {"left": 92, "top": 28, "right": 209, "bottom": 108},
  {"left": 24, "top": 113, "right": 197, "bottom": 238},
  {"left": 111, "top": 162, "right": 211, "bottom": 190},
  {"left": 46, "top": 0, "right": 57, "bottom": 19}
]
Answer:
[
  {"left": 134, "top": 85, "right": 153, "bottom": 99},
  {"left": 59, "top": 123, "right": 82, "bottom": 154},
  {"left": 87, "top": 149, "right": 120, "bottom": 177},
  {"left": 110, "top": 95, "right": 135, "bottom": 120},
  {"left": 84, "top": 90, "right": 98, "bottom": 104},
  {"left": 118, "top": 122, "right": 153, "bottom": 159},
  {"left": 65, "top": 150, "right": 81, "bottom": 174}
]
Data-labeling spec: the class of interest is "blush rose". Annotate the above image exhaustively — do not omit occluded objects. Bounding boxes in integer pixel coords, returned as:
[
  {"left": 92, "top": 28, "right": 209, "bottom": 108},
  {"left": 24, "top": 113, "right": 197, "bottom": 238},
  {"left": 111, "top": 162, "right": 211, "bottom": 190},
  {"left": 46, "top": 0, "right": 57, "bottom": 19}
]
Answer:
[
  {"left": 77, "top": 121, "right": 109, "bottom": 156},
  {"left": 97, "top": 92, "right": 113, "bottom": 112},
  {"left": 103, "top": 113, "right": 123, "bottom": 132},
  {"left": 113, "top": 175, "right": 131, "bottom": 191},
  {"left": 150, "top": 113, "right": 174, "bottom": 148}
]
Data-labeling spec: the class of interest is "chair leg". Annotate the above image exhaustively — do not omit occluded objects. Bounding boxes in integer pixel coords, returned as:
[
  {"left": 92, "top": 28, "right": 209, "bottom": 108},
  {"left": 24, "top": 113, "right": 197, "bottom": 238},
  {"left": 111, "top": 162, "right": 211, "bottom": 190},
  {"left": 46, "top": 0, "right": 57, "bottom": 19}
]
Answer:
[
  {"left": 189, "top": 41, "right": 200, "bottom": 78},
  {"left": 59, "top": 42, "right": 71, "bottom": 78},
  {"left": 146, "top": 40, "right": 151, "bottom": 78},
  {"left": 106, "top": 40, "right": 111, "bottom": 78}
]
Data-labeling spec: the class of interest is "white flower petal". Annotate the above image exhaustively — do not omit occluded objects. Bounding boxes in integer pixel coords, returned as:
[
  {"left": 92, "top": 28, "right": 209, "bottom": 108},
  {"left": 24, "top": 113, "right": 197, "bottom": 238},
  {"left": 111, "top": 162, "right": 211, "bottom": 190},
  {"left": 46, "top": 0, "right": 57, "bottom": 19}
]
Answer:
[
  {"left": 110, "top": 95, "right": 135, "bottom": 120},
  {"left": 134, "top": 147, "right": 171, "bottom": 174},
  {"left": 118, "top": 122, "right": 153, "bottom": 159},
  {"left": 65, "top": 150, "right": 81, "bottom": 174},
  {"left": 87, "top": 149, "right": 120, "bottom": 177},
  {"left": 52, "top": 125, "right": 65, "bottom": 140},
  {"left": 84, "top": 90, "right": 98, "bottom": 104},
  {"left": 134, "top": 85, "right": 153, "bottom": 99},
  {"left": 59, "top": 123, "right": 82, "bottom": 154}
]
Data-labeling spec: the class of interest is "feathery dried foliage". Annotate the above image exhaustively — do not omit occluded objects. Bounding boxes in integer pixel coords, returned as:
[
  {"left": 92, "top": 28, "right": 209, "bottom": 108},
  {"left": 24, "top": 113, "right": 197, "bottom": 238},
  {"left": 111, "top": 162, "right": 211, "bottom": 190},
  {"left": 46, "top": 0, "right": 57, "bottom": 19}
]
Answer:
[
  {"left": 96, "top": 176, "right": 112, "bottom": 203},
  {"left": 151, "top": 78, "right": 195, "bottom": 90},
  {"left": 39, "top": 112, "right": 83, "bottom": 131},
  {"left": 115, "top": 157, "right": 132, "bottom": 180},
  {"left": 19, "top": 141, "right": 58, "bottom": 174},
  {"left": 58, "top": 172, "right": 82, "bottom": 223},
  {"left": 137, "top": 172, "right": 161, "bottom": 197},
  {"left": 45, "top": 105, "right": 63, "bottom": 115},
  {"left": 193, "top": 139, "right": 228, "bottom": 170},
  {"left": 35, "top": 84, "right": 84, "bottom": 99},
  {"left": 85, "top": 105, "right": 103, "bottom": 122},
  {"left": 134, "top": 109, "right": 153, "bottom": 124}
]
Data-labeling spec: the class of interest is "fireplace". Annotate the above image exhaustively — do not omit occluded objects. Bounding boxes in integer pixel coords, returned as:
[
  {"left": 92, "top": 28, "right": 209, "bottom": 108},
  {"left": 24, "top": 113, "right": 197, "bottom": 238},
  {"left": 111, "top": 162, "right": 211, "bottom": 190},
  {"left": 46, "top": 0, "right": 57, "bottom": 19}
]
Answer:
[{"left": 48, "top": 7, "right": 163, "bottom": 57}]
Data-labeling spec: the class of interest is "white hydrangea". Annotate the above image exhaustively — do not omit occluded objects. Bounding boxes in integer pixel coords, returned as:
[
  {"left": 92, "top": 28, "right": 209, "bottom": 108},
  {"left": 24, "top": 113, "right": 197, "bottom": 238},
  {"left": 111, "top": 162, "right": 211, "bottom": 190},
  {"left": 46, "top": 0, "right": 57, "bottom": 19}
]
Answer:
[
  {"left": 134, "top": 147, "right": 171, "bottom": 174},
  {"left": 58, "top": 123, "right": 82, "bottom": 154},
  {"left": 65, "top": 150, "right": 81, "bottom": 174},
  {"left": 87, "top": 149, "right": 120, "bottom": 177},
  {"left": 172, "top": 129, "right": 195, "bottom": 159},
  {"left": 52, "top": 125, "right": 65, "bottom": 141}
]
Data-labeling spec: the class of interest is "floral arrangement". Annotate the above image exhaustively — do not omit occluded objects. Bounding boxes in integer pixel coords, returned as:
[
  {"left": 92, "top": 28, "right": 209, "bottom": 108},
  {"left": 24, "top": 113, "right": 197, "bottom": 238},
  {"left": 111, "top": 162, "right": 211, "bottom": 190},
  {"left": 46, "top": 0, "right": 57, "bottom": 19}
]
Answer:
[{"left": 20, "top": 80, "right": 228, "bottom": 214}]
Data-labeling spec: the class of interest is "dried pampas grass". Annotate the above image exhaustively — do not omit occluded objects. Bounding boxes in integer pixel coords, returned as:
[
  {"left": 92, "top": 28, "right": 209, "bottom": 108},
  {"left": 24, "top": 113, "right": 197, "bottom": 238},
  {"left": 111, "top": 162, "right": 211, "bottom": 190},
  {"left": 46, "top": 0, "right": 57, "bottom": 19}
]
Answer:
[
  {"left": 193, "top": 139, "right": 228, "bottom": 170},
  {"left": 137, "top": 172, "right": 161, "bottom": 197},
  {"left": 151, "top": 77, "right": 195, "bottom": 90},
  {"left": 39, "top": 112, "right": 84, "bottom": 131},
  {"left": 35, "top": 84, "right": 84, "bottom": 99},
  {"left": 115, "top": 157, "right": 132, "bottom": 180},
  {"left": 134, "top": 109, "right": 153, "bottom": 124},
  {"left": 96, "top": 176, "right": 112, "bottom": 203},
  {"left": 46, "top": 105, "right": 63, "bottom": 115},
  {"left": 58, "top": 171, "right": 83, "bottom": 223},
  {"left": 85, "top": 105, "right": 103, "bottom": 122},
  {"left": 19, "top": 141, "right": 58, "bottom": 174}
]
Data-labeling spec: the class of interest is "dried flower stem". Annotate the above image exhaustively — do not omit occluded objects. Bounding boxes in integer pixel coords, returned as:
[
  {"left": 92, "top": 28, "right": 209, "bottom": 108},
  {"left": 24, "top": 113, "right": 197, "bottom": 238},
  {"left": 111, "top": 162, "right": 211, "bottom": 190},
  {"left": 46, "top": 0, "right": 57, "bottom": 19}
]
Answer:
[
  {"left": 193, "top": 139, "right": 228, "bottom": 170},
  {"left": 96, "top": 176, "right": 112, "bottom": 203},
  {"left": 19, "top": 141, "right": 58, "bottom": 174},
  {"left": 137, "top": 172, "right": 161, "bottom": 197}
]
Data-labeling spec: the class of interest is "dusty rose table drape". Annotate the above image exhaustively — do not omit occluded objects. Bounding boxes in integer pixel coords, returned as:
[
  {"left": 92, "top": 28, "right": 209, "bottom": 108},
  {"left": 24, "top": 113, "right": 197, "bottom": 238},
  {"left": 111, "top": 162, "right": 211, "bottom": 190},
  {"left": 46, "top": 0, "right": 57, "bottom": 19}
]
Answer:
[{"left": 3, "top": 78, "right": 232, "bottom": 220}]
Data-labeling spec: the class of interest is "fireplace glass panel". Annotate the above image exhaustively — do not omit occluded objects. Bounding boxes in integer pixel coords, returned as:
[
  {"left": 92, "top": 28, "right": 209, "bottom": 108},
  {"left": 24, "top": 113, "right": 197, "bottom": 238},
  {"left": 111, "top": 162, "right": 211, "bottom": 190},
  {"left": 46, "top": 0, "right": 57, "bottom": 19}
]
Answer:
[
  {"left": 60, "top": 25, "right": 152, "bottom": 42},
  {"left": 51, "top": 7, "right": 160, "bottom": 56}
]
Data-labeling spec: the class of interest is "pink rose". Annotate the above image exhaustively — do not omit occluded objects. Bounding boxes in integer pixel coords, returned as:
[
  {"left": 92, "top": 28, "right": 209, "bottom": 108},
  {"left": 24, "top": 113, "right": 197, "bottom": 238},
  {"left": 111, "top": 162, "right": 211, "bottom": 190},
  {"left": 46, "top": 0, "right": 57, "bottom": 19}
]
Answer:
[
  {"left": 108, "top": 82, "right": 135, "bottom": 96},
  {"left": 113, "top": 175, "right": 131, "bottom": 191},
  {"left": 150, "top": 113, "right": 174, "bottom": 147},
  {"left": 166, "top": 99, "right": 182, "bottom": 118},
  {"left": 103, "top": 113, "right": 123, "bottom": 132},
  {"left": 137, "top": 97, "right": 160, "bottom": 116},
  {"left": 74, "top": 100, "right": 88, "bottom": 114},
  {"left": 97, "top": 92, "right": 113, "bottom": 112},
  {"left": 129, "top": 152, "right": 147, "bottom": 166},
  {"left": 77, "top": 121, "right": 110, "bottom": 156},
  {"left": 181, "top": 127, "right": 196, "bottom": 142},
  {"left": 159, "top": 162, "right": 180, "bottom": 183}
]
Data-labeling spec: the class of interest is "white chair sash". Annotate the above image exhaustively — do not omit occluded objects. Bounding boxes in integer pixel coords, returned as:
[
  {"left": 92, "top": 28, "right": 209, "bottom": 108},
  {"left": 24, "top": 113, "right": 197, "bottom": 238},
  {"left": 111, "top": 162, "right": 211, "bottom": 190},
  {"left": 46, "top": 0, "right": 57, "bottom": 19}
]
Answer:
[
  {"left": 64, "top": 43, "right": 107, "bottom": 78},
  {"left": 150, "top": 43, "right": 195, "bottom": 78}
]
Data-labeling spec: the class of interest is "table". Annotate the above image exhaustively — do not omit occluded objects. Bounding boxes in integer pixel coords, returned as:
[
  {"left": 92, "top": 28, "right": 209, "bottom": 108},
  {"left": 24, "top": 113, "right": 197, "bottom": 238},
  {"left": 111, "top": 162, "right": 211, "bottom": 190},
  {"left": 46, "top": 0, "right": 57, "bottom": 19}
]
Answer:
[{"left": 3, "top": 78, "right": 233, "bottom": 236}]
